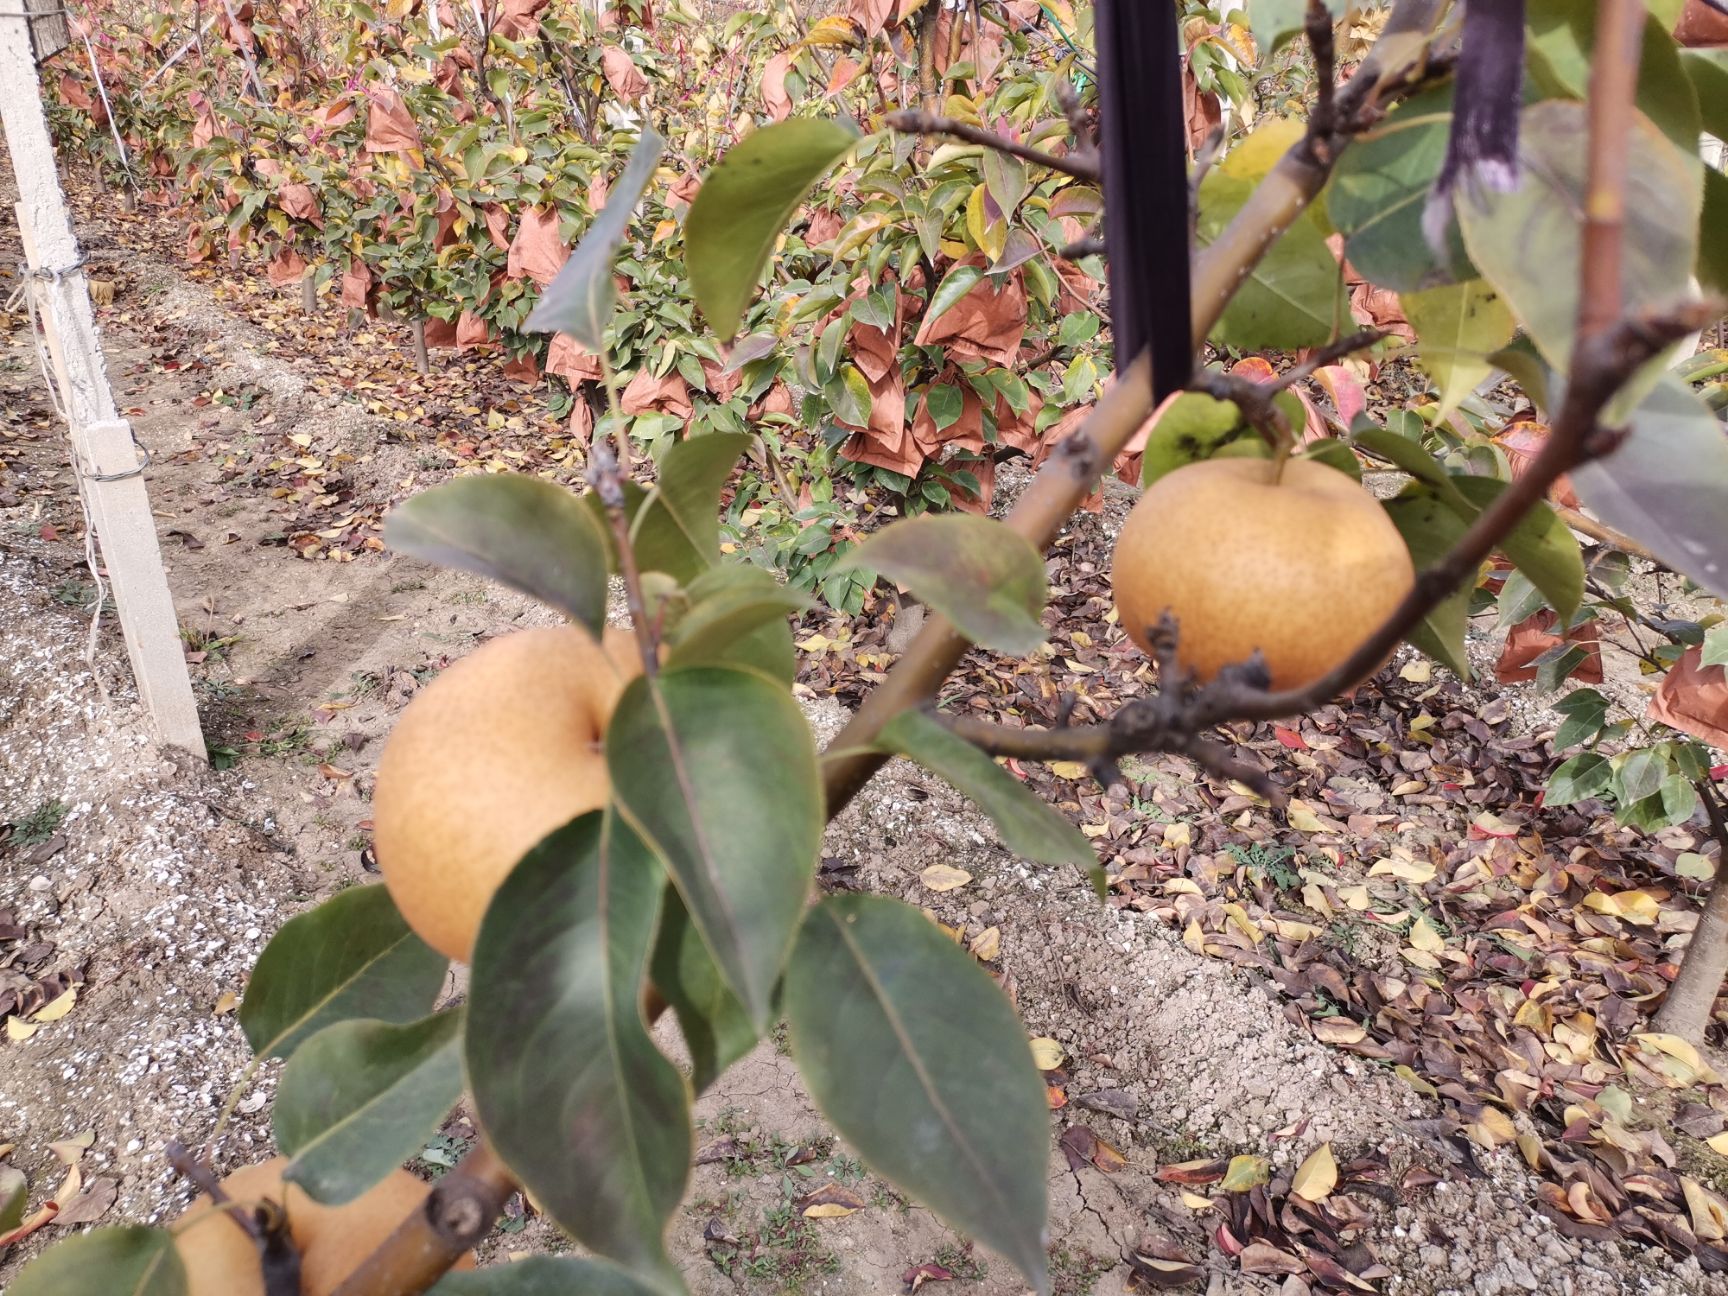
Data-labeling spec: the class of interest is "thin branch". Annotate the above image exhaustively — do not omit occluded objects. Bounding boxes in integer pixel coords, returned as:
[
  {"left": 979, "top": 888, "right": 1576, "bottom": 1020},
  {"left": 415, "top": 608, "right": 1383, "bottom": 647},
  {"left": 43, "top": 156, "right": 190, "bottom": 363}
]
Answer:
[
  {"left": 327, "top": 1140, "right": 517, "bottom": 1296},
  {"left": 1189, "top": 328, "right": 1386, "bottom": 451},
  {"left": 596, "top": 357, "right": 659, "bottom": 678},
  {"left": 1057, "top": 233, "right": 1104, "bottom": 259},
  {"left": 1558, "top": 504, "right": 1664, "bottom": 565},
  {"left": 1577, "top": 0, "right": 1646, "bottom": 344},
  {"left": 885, "top": 109, "right": 1101, "bottom": 182},
  {"left": 1305, "top": 0, "right": 1338, "bottom": 142}
]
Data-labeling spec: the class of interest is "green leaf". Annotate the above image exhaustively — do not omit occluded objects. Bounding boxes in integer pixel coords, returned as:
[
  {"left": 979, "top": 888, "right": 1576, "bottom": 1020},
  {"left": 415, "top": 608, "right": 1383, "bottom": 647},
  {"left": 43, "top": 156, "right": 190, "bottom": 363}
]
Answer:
[
  {"left": 630, "top": 433, "right": 750, "bottom": 582},
  {"left": 1526, "top": 2, "right": 1701, "bottom": 152},
  {"left": 467, "top": 813, "right": 688, "bottom": 1290},
  {"left": 277, "top": 1010, "right": 465, "bottom": 1205},
  {"left": 1701, "top": 166, "right": 1728, "bottom": 296},
  {"left": 608, "top": 666, "right": 821, "bottom": 1030},
  {"left": 1553, "top": 688, "right": 1610, "bottom": 750},
  {"left": 1496, "top": 569, "right": 1550, "bottom": 630},
  {"left": 1546, "top": 752, "right": 1612, "bottom": 806},
  {"left": 6, "top": 1227, "right": 186, "bottom": 1296},
  {"left": 1138, "top": 392, "right": 1262, "bottom": 487},
  {"left": 1381, "top": 486, "right": 1472, "bottom": 678},
  {"left": 877, "top": 710, "right": 1101, "bottom": 891},
  {"left": 1199, "top": 154, "right": 1337, "bottom": 348},
  {"left": 385, "top": 474, "right": 610, "bottom": 638},
  {"left": 650, "top": 885, "right": 757, "bottom": 1094},
  {"left": 1248, "top": 0, "right": 1344, "bottom": 54},
  {"left": 1685, "top": 49, "right": 1728, "bottom": 142},
  {"left": 926, "top": 383, "right": 965, "bottom": 432},
  {"left": 1569, "top": 375, "right": 1728, "bottom": 599},
  {"left": 687, "top": 119, "right": 859, "bottom": 340},
  {"left": 663, "top": 565, "right": 810, "bottom": 674},
  {"left": 830, "top": 364, "right": 873, "bottom": 426},
  {"left": 1451, "top": 477, "right": 1584, "bottom": 619},
  {"left": 786, "top": 896, "right": 1050, "bottom": 1294},
  {"left": 432, "top": 1255, "right": 667, "bottom": 1295},
  {"left": 525, "top": 128, "right": 665, "bottom": 348},
  {"left": 1703, "top": 624, "right": 1728, "bottom": 671},
  {"left": 1400, "top": 280, "right": 1517, "bottom": 418},
  {"left": 1326, "top": 86, "right": 1455, "bottom": 292},
  {"left": 837, "top": 514, "right": 1048, "bottom": 654},
  {"left": 1614, "top": 748, "right": 1665, "bottom": 805},
  {"left": 1458, "top": 101, "right": 1701, "bottom": 383},
  {"left": 242, "top": 885, "right": 447, "bottom": 1062},
  {"left": 1533, "top": 641, "right": 1593, "bottom": 692},
  {"left": 982, "top": 148, "right": 1029, "bottom": 217},
  {"left": 1350, "top": 425, "right": 1466, "bottom": 505},
  {"left": 924, "top": 264, "right": 985, "bottom": 330}
]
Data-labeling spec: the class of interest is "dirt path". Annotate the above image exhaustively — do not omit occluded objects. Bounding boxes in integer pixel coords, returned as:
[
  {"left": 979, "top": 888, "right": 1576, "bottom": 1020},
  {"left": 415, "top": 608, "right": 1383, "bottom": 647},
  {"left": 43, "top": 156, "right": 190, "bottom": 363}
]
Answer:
[{"left": 2, "top": 161, "right": 1724, "bottom": 1295}]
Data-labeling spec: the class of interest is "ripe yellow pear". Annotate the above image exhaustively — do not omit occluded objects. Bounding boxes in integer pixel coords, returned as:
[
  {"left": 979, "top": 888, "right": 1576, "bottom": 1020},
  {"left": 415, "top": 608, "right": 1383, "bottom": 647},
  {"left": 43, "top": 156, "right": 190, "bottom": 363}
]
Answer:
[
  {"left": 373, "top": 624, "right": 643, "bottom": 962},
  {"left": 1111, "top": 458, "right": 1415, "bottom": 690},
  {"left": 172, "top": 1157, "right": 475, "bottom": 1296}
]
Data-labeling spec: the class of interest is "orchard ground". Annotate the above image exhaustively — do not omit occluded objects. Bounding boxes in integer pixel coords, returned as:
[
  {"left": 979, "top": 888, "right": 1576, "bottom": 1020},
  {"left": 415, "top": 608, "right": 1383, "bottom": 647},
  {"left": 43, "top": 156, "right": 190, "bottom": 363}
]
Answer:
[{"left": 1, "top": 165, "right": 1726, "bottom": 1296}]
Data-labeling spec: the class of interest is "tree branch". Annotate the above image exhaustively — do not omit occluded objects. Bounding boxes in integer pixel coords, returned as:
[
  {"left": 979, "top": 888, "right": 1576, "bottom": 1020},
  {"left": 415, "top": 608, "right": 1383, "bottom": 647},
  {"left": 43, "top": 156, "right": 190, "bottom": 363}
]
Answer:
[
  {"left": 819, "top": 0, "right": 1452, "bottom": 819},
  {"left": 1189, "top": 328, "right": 1386, "bottom": 450},
  {"left": 327, "top": 1140, "right": 516, "bottom": 1296},
  {"left": 1577, "top": 0, "right": 1646, "bottom": 344},
  {"left": 885, "top": 109, "right": 1100, "bottom": 182}
]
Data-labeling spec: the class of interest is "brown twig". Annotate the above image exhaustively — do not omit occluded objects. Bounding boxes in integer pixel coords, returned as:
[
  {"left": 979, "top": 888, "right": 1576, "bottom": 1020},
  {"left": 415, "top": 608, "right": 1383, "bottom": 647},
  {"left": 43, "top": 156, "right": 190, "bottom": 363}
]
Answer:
[
  {"left": 168, "top": 1141, "right": 300, "bottom": 1296},
  {"left": 327, "top": 1140, "right": 517, "bottom": 1296},
  {"left": 820, "top": 0, "right": 1452, "bottom": 819},
  {"left": 1557, "top": 504, "right": 1664, "bottom": 565},
  {"left": 885, "top": 109, "right": 1101, "bottom": 182},
  {"left": 1305, "top": 0, "right": 1338, "bottom": 144},
  {"left": 1057, "top": 233, "right": 1105, "bottom": 259},
  {"left": 1577, "top": 0, "right": 1645, "bottom": 344},
  {"left": 1053, "top": 78, "right": 1096, "bottom": 160},
  {"left": 1188, "top": 329, "right": 1386, "bottom": 451}
]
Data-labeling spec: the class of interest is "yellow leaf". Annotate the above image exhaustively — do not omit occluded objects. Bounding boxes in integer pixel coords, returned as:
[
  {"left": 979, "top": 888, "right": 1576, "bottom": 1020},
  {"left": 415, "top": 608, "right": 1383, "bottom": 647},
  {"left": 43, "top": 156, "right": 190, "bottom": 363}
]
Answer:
[
  {"left": 1408, "top": 916, "right": 1444, "bottom": 953},
  {"left": 32, "top": 989, "right": 76, "bottom": 1023},
  {"left": 1390, "top": 779, "right": 1425, "bottom": 796},
  {"left": 920, "top": 864, "right": 972, "bottom": 893},
  {"left": 1162, "top": 822, "right": 1192, "bottom": 849},
  {"left": 1398, "top": 659, "right": 1432, "bottom": 683},
  {"left": 1394, "top": 1065, "right": 1437, "bottom": 1098},
  {"left": 968, "top": 926, "right": 1001, "bottom": 962},
  {"left": 1182, "top": 921, "right": 1206, "bottom": 954},
  {"left": 1180, "top": 1191, "right": 1213, "bottom": 1210},
  {"left": 1581, "top": 889, "right": 1660, "bottom": 925},
  {"left": 1285, "top": 799, "right": 1326, "bottom": 833},
  {"left": 1312, "top": 1017, "right": 1366, "bottom": 1045},
  {"left": 1517, "top": 1134, "right": 1543, "bottom": 1169},
  {"left": 5, "top": 1017, "right": 37, "bottom": 1042},
  {"left": 1220, "top": 1154, "right": 1270, "bottom": 1192},
  {"left": 803, "top": 1202, "right": 858, "bottom": 1218},
  {"left": 1029, "top": 1038, "right": 1066, "bottom": 1070},
  {"left": 1291, "top": 1143, "right": 1338, "bottom": 1202},
  {"left": 1684, "top": 1176, "right": 1728, "bottom": 1242},
  {"left": 49, "top": 1130, "right": 93, "bottom": 1165},
  {"left": 1368, "top": 856, "right": 1436, "bottom": 885},
  {"left": 802, "top": 14, "right": 863, "bottom": 47},
  {"left": 1163, "top": 878, "right": 1202, "bottom": 895},
  {"left": 213, "top": 991, "right": 239, "bottom": 1016},
  {"left": 1468, "top": 1107, "right": 1517, "bottom": 1149},
  {"left": 965, "top": 184, "right": 1007, "bottom": 261},
  {"left": 1707, "top": 1132, "right": 1728, "bottom": 1157},
  {"left": 1218, "top": 117, "right": 1306, "bottom": 182},
  {"left": 1047, "top": 761, "right": 1088, "bottom": 780}
]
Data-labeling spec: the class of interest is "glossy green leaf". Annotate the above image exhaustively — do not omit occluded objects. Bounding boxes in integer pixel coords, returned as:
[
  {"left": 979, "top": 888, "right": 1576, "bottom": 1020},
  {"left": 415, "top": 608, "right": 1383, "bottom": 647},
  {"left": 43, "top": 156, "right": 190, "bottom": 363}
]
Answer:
[
  {"left": 650, "top": 885, "right": 757, "bottom": 1094},
  {"left": 1326, "top": 85, "right": 1455, "bottom": 292},
  {"left": 1685, "top": 49, "right": 1728, "bottom": 141},
  {"left": 242, "top": 885, "right": 447, "bottom": 1062},
  {"left": 432, "top": 1256, "right": 666, "bottom": 1295},
  {"left": 924, "top": 264, "right": 985, "bottom": 331},
  {"left": 664, "top": 564, "right": 810, "bottom": 674},
  {"left": 630, "top": 432, "right": 750, "bottom": 582},
  {"left": 687, "top": 119, "right": 859, "bottom": 340},
  {"left": 1381, "top": 485, "right": 1472, "bottom": 678},
  {"left": 1526, "top": 2, "right": 1701, "bottom": 151},
  {"left": 837, "top": 514, "right": 1048, "bottom": 654},
  {"left": 1496, "top": 569, "right": 1550, "bottom": 630},
  {"left": 877, "top": 710, "right": 1100, "bottom": 894},
  {"left": 525, "top": 128, "right": 665, "bottom": 348},
  {"left": 385, "top": 474, "right": 610, "bottom": 637},
  {"left": 1553, "top": 688, "right": 1610, "bottom": 750},
  {"left": 468, "top": 813, "right": 688, "bottom": 1290},
  {"left": 1199, "top": 157, "right": 1337, "bottom": 349},
  {"left": 277, "top": 1009, "right": 465, "bottom": 1205},
  {"left": 1570, "top": 376, "right": 1728, "bottom": 599},
  {"left": 1400, "top": 280, "right": 1517, "bottom": 418},
  {"left": 1351, "top": 425, "right": 1466, "bottom": 505},
  {"left": 1450, "top": 477, "right": 1583, "bottom": 619},
  {"left": 6, "top": 1227, "right": 186, "bottom": 1296},
  {"left": 786, "top": 896, "right": 1050, "bottom": 1294},
  {"left": 1458, "top": 101, "right": 1701, "bottom": 379},
  {"left": 609, "top": 667, "right": 820, "bottom": 1029}
]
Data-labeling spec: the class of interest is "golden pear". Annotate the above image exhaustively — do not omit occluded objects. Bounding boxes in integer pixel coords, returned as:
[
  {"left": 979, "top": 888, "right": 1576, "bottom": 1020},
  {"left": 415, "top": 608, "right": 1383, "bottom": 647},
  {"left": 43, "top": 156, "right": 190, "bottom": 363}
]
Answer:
[
  {"left": 373, "top": 624, "right": 642, "bottom": 962},
  {"left": 172, "top": 1157, "right": 475, "bottom": 1296},
  {"left": 1111, "top": 458, "right": 1415, "bottom": 690}
]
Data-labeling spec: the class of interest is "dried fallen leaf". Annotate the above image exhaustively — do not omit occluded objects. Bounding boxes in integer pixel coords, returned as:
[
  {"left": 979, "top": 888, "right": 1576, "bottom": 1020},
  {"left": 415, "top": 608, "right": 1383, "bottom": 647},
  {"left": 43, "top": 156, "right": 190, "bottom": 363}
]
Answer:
[
  {"left": 1047, "top": 761, "right": 1088, "bottom": 780},
  {"left": 48, "top": 1131, "right": 94, "bottom": 1165},
  {"left": 213, "top": 991, "right": 239, "bottom": 1015},
  {"left": 5, "top": 1017, "right": 37, "bottom": 1042},
  {"left": 1179, "top": 1190, "right": 1212, "bottom": 1210},
  {"left": 1368, "top": 856, "right": 1436, "bottom": 885},
  {"left": 1220, "top": 1154, "right": 1270, "bottom": 1192},
  {"left": 968, "top": 926, "right": 1001, "bottom": 962},
  {"left": 1312, "top": 1016, "right": 1367, "bottom": 1045},
  {"left": 1286, "top": 799, "right": 1326, "bottom": 833},
  {"left": 1292, "top": 1142, "right": 1338, "bottom": 1202},
  {"left": 32, "top": 989, "right": 76, "bottom": 1023},
  {"left": 1408, "top": 915, "right": 1444, "bottom": 953},
  {"left": 1029, "top": 1038, "right": 1066, "bottom": 1070},
  {"left": 1238, "top": 1241, "right": 1306, "bottom": 1275},
  {"left": 796, "top": 1182, "right": 867, "bottom": 1218},
  {"left": 52, "top": 1175, "right": 117, "bottom": 1226},
  {"left": 920, "top": 864, "right": 972, "bottom": 893}
]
